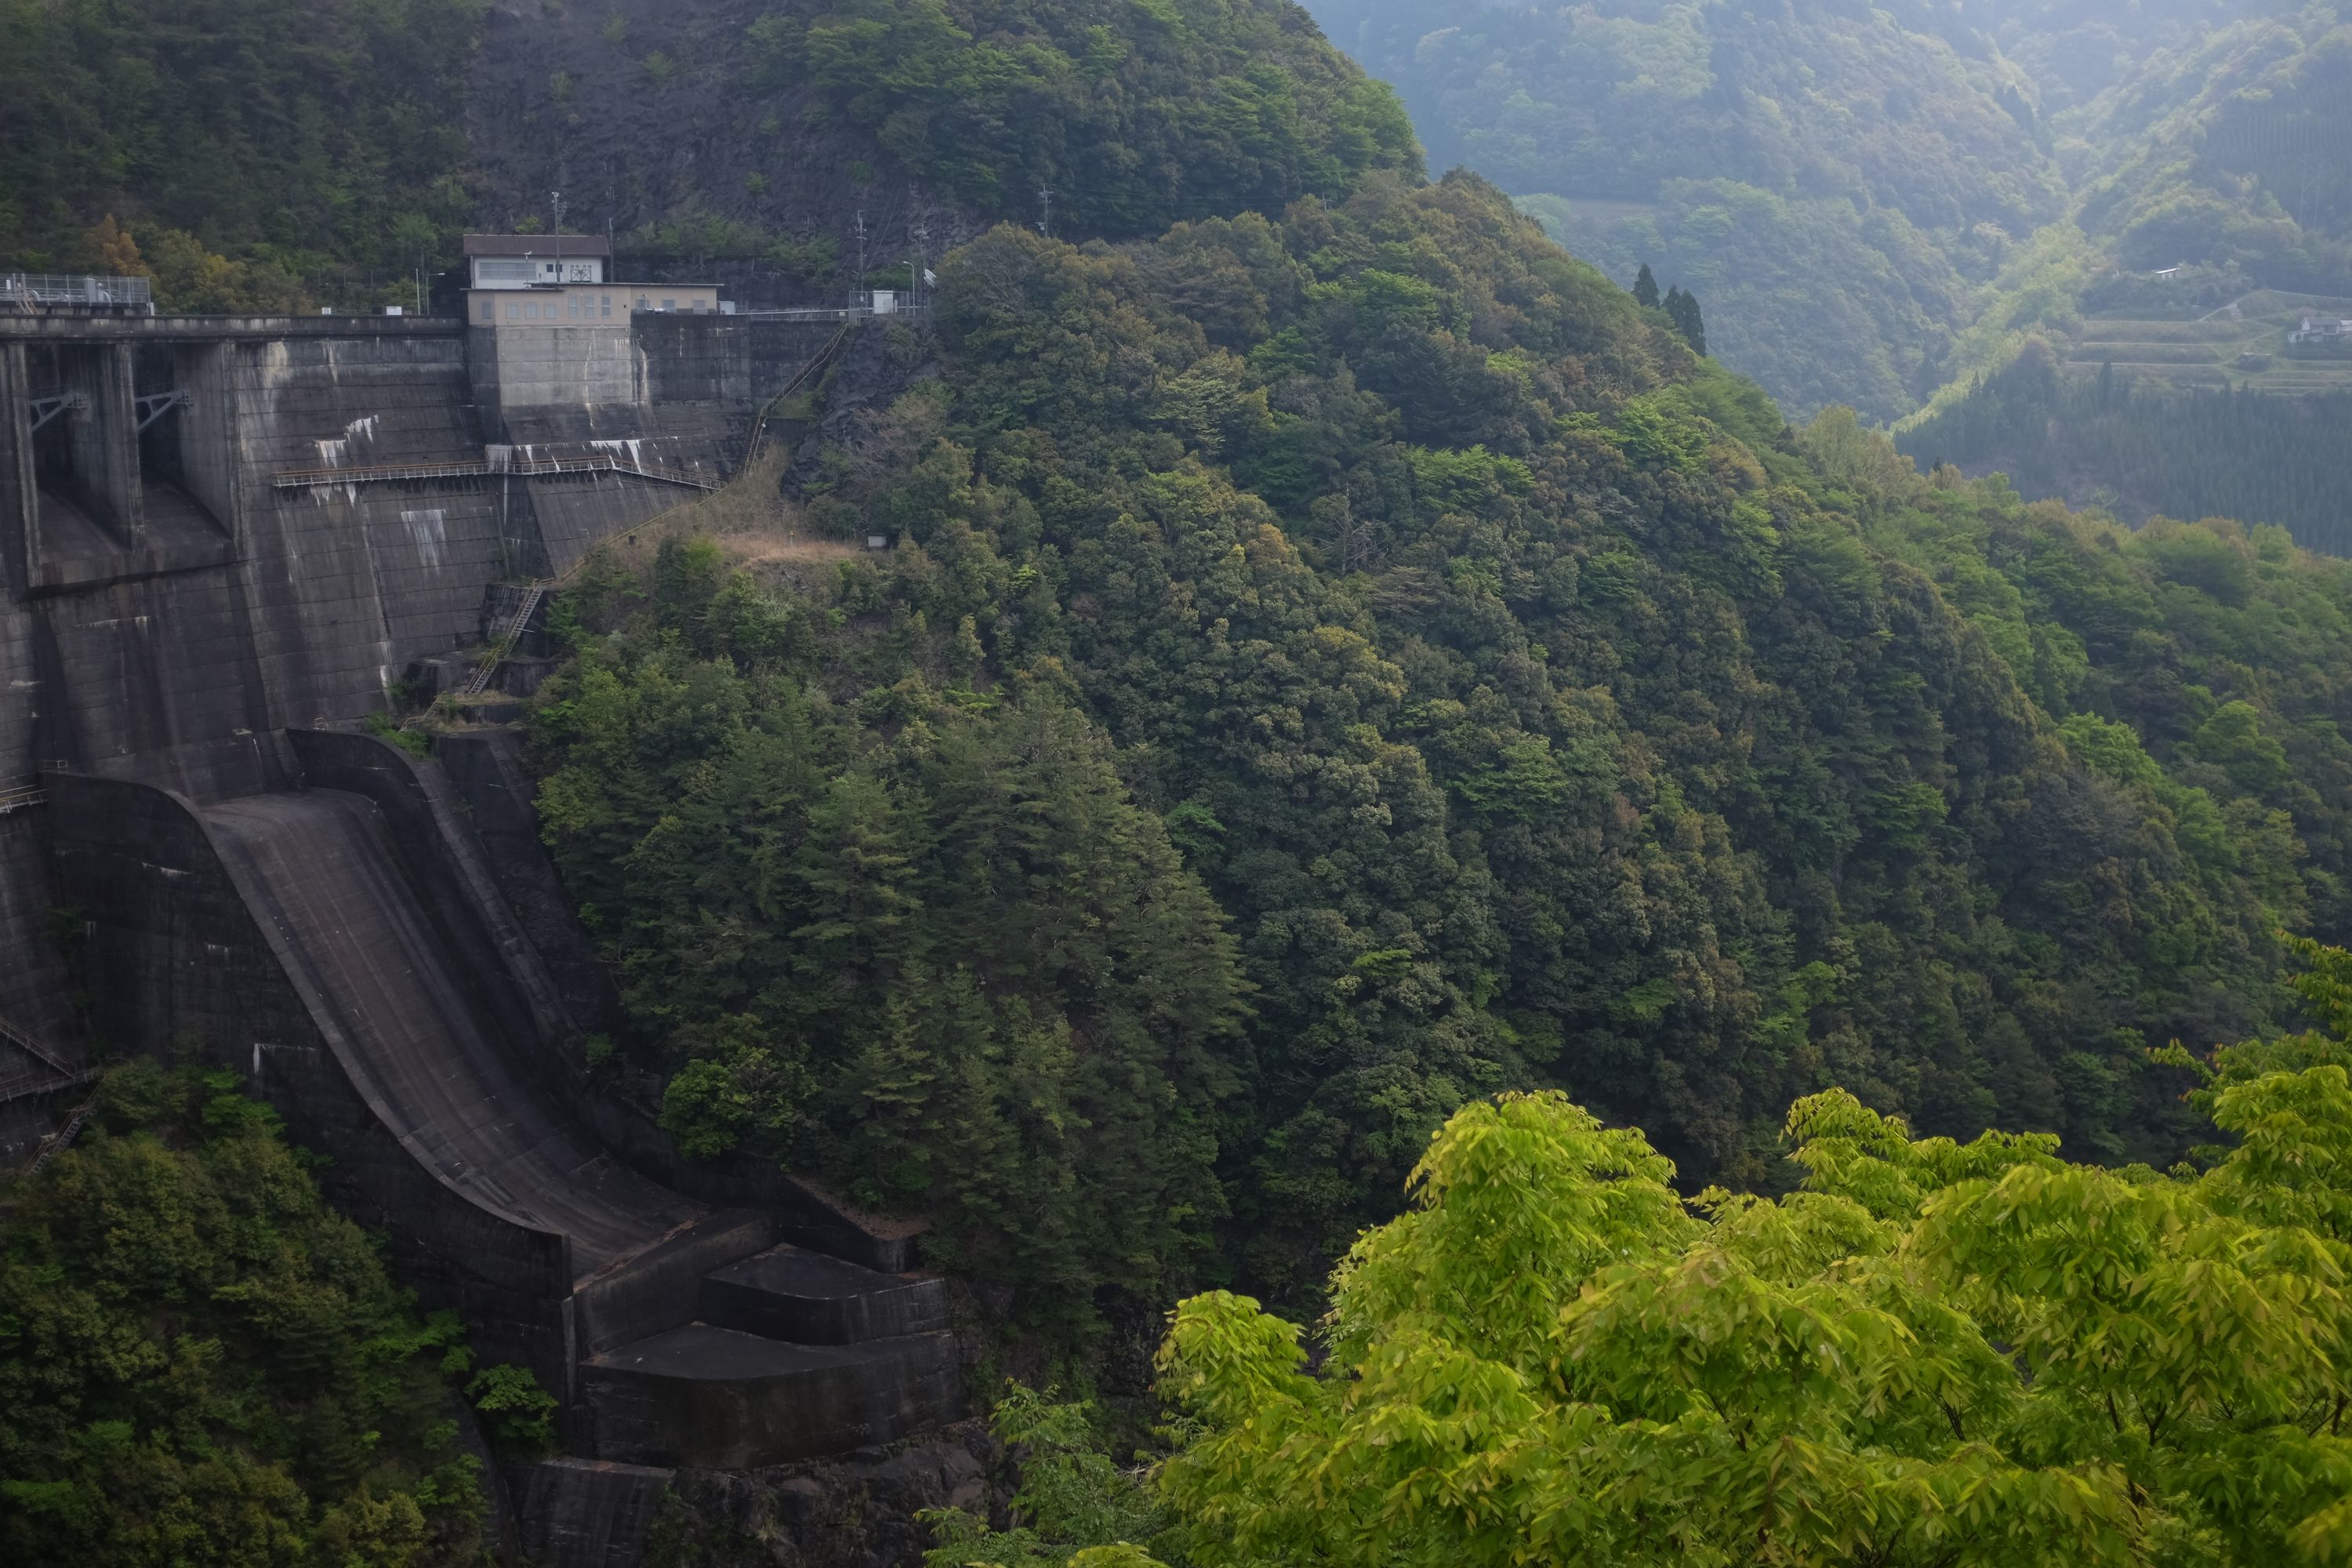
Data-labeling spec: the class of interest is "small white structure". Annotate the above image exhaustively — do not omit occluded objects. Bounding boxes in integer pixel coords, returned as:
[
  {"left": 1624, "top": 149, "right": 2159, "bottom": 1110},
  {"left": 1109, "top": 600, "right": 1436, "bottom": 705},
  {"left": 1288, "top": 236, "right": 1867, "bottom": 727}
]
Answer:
[
  {"left": 2288, "top": 314, "right": 2352, "bottom": 345},
  {"left": 464, "top": 234, "right": 610, "bottom": 289}
]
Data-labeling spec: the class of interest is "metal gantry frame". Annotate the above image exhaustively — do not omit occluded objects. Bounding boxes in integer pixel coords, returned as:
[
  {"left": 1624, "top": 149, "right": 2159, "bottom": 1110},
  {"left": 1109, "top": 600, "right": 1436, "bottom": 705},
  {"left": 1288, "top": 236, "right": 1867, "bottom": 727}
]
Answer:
[
  {"left": 27, "top": 392, "right": 84, "bottom": 433},
  {"left": 134, "top": 389, "right": 191, "bottom": 432}
]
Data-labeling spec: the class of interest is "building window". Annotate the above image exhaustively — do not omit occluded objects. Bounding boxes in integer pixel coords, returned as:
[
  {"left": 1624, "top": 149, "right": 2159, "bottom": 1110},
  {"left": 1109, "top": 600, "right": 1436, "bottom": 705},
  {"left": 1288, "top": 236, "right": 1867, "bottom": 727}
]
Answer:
[
  {"left": 662, "top": 299, "right": 676, "bottom": 313},
  {"left": 479, "top": 299, "right": 493, "bottom": 322},
  {"left": 506, "top": 302, "right": 519, "bottom": 320},
  {"left": 525, "top": 300, "right": 540, "bottom": 319},
  {"left": 566, "top": 299, "right": 579, "bottom": 318},
  {"left": 601, "top": 296, "right": 612, "bottom": 318}
]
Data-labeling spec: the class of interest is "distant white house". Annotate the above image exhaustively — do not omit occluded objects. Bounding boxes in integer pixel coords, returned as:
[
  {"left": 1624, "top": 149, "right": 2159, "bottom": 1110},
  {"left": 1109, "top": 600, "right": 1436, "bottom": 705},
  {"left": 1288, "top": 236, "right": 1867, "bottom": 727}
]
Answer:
[
  {"left": 463, "top": 233, "right": 609, "bottom": 289},
  {"left": 2288, "top": 314, "right": 2352, "bottom": 344}
]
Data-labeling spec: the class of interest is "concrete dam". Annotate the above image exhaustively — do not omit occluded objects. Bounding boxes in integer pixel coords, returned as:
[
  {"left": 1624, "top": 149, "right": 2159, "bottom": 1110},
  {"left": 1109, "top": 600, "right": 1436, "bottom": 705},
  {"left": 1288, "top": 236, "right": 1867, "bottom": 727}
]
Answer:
[{"left": 0, "top": 299, "right": 960, "bottom": 1560}]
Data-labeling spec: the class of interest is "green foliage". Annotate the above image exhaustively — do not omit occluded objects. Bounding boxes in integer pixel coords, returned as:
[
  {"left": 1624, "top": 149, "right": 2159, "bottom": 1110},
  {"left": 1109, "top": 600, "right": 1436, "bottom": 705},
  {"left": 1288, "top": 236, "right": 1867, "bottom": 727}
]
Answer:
[
  {"left": 1818, "top": 405, "right": 2352, "bottom": 949},
  {"left": 532, "top": 168, "right": 2347, "bottom": 1334},
  {"left": 0, "top": 1058, "right": 490, "bottom": 1566},
  {"left": 531, "top": 543, "right": 1248, "bottom": 1330},
  {"left": 1317, "top": 0, "right": 2067, "bottom": 419},
  {"left": 1529, "top": 180, "right": 1981, "bottom": 423},
  {"left": 737, "top": 0, "right": 1421, "bottom": 237},
  {"left": 1898, "top": 349, "right": 2352, "bottom": 554},
  {"left": 0, "top": 0, "right": 483, "bottom": 307},
  {"left": 2072, "top": 7, "right": 2352, "bottom": 290},
  {"left": 1663, "top": 283, "right": 1706, "bottom": 356},
  {"left": 921, "top": 1384, "right": 1170, "bottom": 1566},
  {"left": 1151, "top": 1015, "right": 2352, "bottom": 1566},
  {"left": 463, "top": 1365, "right": 556, "bottom": 1458},
  {"left": 366, "top": 710, "right": 433, "bottom": 757}
]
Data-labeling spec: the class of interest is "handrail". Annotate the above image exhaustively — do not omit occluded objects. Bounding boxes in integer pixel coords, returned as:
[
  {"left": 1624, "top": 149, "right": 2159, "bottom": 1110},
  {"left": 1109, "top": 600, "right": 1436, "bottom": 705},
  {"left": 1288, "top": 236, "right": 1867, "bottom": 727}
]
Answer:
[
  {"left": 0, "top": 784, "right": 46, "bottom": 815},
  {"left": 738, "top": 304, "right": 929, "bottom": 322},
  {"left": 20, "top": 1083, "right": 103, "bottom": 1179},
  {"left": 272, "top": 452, "right": 720, "bottom": 492},
  {"left": 0, "top": 1010, "right": 85, "bottom": 1084},
  {"left": 461, "top": 582, "right": 550, "bottom": 699},
  {"left": 744, "top": 320, "right": 857, "bottom": 466}
]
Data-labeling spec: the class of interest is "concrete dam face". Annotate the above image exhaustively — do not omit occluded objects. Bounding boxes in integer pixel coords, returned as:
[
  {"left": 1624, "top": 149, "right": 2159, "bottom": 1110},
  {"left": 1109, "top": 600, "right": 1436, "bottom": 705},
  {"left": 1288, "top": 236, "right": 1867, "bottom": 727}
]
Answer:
[{"left": 0, "top": 306, "right": 958, "bottom": 1559}]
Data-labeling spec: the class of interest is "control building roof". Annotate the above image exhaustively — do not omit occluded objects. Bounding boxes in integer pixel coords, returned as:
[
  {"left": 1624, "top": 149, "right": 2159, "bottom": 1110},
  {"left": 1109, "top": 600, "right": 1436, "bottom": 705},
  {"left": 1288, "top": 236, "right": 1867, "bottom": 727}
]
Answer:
[{"left": 462, "top": 234, "right": 611, "bottom": 259}]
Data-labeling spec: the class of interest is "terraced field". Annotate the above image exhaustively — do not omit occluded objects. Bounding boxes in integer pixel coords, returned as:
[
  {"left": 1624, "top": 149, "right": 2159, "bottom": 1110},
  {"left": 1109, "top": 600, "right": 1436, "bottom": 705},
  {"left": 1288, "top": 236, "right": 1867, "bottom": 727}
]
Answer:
[{"left": 2063, "top": 291, "right": 2352, "bottom": 394}]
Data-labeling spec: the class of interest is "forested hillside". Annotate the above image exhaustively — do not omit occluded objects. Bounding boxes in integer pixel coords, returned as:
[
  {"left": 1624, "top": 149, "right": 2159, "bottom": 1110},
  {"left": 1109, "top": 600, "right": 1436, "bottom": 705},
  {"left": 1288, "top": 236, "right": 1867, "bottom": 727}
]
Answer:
[
  {"left": 1898, "top": 340, "right": 2352, "bottom": 550},
  {"left": 1312, "top": 0, "right": 2352, "bottom": 546},
  {"left": 1307, "top": 0, "right": 2067, "bottom": 420},
  {"left": 0, "top": 0, "right": 483, "bottom": 310},
  {"left": 730, "top": 0, "right": 1420, "bottom": 238},
  {"left": 1900, "top": 2, "right": 2352, "bottom": 538},
  {"left": 0, "top": 0, "right": 1418, "bottom": 309},
  {"left": 527, "top": 164, "right": 2352, "bottom": 1331}
]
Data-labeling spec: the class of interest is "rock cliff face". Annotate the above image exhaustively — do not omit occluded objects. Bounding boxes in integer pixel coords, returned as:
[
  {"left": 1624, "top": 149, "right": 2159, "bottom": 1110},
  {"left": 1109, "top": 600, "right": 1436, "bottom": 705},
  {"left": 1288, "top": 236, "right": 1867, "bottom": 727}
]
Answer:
[
  {"left": 465, "top": 0, "right": 988, "bottom": 310},
  {"left": 648, "top": 1420, "right": 1007, "bottom": 1568}
]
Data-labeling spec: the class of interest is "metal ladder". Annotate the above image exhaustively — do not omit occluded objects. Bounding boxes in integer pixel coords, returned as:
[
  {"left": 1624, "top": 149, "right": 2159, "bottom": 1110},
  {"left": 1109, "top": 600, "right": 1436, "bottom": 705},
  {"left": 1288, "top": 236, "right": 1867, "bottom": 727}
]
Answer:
[
  {"left": 461, "top": 580, "right": 549, "bottom": 699},
  {"left": 3, "top": 1006, "right": 100, "bottom": 1178},
  {"left": 745, "top": 321, "right": 856, "bottom": 465},
  {"left": 0, "top": 1011, "right": 85, "bottom": 1085}
]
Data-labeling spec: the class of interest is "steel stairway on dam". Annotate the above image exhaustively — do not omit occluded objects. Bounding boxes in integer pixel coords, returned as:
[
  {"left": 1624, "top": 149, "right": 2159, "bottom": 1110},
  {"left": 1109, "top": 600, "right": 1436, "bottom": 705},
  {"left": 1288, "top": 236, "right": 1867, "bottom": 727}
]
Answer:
[{"left": 49, "top": 733, "right": 962, "bottom": 1469}]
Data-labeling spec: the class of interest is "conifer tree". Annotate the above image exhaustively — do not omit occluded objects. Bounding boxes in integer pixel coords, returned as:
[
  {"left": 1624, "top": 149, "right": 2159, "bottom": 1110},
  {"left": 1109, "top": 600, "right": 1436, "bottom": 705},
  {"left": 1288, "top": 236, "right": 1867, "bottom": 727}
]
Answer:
[
  {"left": 1664, "top": 285, "right": 1708, "bottom": 354},
  {"left": 1632, "top": 262, "right": 1659, "bottom": 309}
]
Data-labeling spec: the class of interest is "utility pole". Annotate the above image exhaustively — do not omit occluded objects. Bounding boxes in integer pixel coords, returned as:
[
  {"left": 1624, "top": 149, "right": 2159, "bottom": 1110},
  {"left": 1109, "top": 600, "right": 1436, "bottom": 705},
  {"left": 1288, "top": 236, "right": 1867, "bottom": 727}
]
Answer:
[
  {"left": 1036, "top": 186, "right": 1053, "bottom": 238},
  {"left": 551, "top": 189, "right": 565, "bottom": 234},
  {"left": 852, "top": 209, "right": 869, "bottom": 307}
]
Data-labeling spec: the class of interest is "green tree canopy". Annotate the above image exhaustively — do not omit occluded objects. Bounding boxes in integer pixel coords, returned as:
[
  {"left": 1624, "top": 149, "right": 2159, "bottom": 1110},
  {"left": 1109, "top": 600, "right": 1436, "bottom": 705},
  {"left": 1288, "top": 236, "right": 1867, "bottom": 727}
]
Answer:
[
  {"left": 0, "top": 1059, "right": 502, "bottom": 1568},
  {"left": 1145, "top": 978, "right": 2352, "bottom": 1566}
]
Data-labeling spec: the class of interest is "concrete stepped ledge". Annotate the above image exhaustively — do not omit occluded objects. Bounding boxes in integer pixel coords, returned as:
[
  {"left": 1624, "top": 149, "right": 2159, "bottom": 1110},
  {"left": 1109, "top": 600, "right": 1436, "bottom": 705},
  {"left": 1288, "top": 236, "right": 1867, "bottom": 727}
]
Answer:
[
  {"left": 585, "top": 1326, "right": 964, "bottom": 1468},
  {"left": 575, "top": 1209, "right": 778, "bottom": 1358},
  {"left": 700, "top": 1243, "right": 949, "bottom": 1345}
]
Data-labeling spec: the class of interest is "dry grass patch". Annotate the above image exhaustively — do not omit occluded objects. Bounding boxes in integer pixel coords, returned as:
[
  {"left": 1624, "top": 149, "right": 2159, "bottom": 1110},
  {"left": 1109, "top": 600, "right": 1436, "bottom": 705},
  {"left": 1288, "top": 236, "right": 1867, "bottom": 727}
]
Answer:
[{"left": 583, "top": 446, "right": 858, "bottom": 579}]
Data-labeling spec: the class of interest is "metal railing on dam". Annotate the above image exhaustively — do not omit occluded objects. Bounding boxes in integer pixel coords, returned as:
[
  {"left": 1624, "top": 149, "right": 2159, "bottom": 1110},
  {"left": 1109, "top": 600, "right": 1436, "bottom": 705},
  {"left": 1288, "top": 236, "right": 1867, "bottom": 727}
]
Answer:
[{"left": 270, "top": 449, "right": 723, "bottom": 492}]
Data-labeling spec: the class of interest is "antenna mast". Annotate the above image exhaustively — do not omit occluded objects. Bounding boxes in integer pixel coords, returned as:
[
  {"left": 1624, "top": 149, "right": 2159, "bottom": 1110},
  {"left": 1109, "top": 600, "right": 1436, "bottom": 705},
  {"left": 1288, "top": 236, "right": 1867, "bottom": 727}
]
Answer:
[{"left": 853, "top": 209, "right": 869, "bottom": 306}]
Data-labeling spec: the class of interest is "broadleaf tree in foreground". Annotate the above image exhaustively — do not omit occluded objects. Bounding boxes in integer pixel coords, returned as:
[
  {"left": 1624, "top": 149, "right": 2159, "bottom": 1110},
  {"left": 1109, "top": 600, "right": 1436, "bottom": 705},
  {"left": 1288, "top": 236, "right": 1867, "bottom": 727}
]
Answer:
[{"left": 942, "top": 940, "right": 2352, "bottom": 1565}]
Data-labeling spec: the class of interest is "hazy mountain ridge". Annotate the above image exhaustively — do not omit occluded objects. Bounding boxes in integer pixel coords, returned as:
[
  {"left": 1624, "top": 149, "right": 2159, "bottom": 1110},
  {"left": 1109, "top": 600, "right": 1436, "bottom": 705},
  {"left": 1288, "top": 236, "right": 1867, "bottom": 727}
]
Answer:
[{"left": 1307, "top": 0, "right": 2352, "bottom": 542}]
